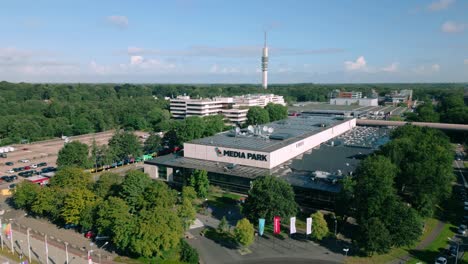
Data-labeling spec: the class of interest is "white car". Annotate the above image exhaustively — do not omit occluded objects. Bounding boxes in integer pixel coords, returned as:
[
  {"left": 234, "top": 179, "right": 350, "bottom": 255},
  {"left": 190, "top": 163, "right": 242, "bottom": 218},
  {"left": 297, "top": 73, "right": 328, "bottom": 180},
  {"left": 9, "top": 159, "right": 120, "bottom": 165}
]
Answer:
[
  {"left": 6, "top": 169, "right": 14, "bottom": 174},
  {"left": 435, "top": 256, "right": 447, "bottom": 264},
  {"left": 19, "top": 159, "right": 29, "bottom": 163},
  {"left": 31, "top": 164, "right": 37, "bottom": 168}
]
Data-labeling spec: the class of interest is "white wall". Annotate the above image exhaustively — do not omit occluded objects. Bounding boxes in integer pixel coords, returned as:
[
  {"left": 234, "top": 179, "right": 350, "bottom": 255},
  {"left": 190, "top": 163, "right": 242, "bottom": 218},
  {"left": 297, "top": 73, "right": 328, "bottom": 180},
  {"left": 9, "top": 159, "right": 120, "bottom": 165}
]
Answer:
[
  {"left": 184, "top": 143, "right": 271, "bottom": 168},
  {"left": 184, "top": 119, "right": 356, "bottom": 169}
]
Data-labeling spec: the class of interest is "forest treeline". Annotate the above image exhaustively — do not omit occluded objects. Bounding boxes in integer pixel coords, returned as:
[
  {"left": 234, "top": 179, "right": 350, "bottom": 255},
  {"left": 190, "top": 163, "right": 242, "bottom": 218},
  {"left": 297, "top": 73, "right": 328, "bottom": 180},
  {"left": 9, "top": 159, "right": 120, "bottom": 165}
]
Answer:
[{"left": 0, "top": 81, "right": 465, "bottom": 145}]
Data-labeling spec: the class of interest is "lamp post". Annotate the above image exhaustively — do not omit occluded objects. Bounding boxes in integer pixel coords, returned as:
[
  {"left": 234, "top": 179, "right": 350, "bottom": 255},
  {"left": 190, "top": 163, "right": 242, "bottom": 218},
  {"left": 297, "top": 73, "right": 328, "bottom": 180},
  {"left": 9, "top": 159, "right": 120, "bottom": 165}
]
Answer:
[
  {"left": 98, "top": 242, "right": 109, "bottom": 264},
  {"left": 65, "top": 242, "right": 69, "bottom": 264},
  {"left": 27, "top": 228, "right": 31, "bottom": 264},
  {"left": 343, "top": 248, "right": 349, "bottom": 257},
  {"left": 87, "top": 250, "right": 94, "bottom": 264},
  {"left": 333, "top": 215, "right": 337, "bottom": 237}
]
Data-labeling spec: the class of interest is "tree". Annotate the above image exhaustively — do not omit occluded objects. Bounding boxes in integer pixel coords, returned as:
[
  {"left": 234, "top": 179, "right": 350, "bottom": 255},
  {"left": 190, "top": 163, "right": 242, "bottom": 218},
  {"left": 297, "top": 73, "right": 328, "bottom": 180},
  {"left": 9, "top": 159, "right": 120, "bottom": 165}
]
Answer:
[
  {"left": 179, "top": 239, "right": 199, "bottom": 264},
  {"left": 203, "top": 115, "right": 225, "bottom": 137},
  {"left": 50, "top": 167, "right": 92, "bottom": 190},
  {"left": 188, "top": 170, "right": 209, "bottom": 198},
  {"left": 61, "top": 188, "right": 96, "bottom": 224},
  {"left": 143, "top": 133, "right": 162, "bottom": 154},
  {"left": 57, "top": 141, "right": 92, "bottom": 168},
  {"left": 182, "top": 186, "right": 198, "bottom": 203},
  {"left": 265, "top": 103, "right": 288, "bottom": 121},
  {"left": 13, "top": 181, "right": 41, "bottom": 211},
  {"left": 119, "top": 170, "right": 153, "bottom": 212},
  {"left": 310, "top": 211, "right": 329, "bottom": 241},
  {"left": 95, "top": 197, "right": 132, "bottom": 237},
  {"left": 243, "top": 176, "right": 298, "bottom": 222},
  {"left": 129, "top": 208, "right": 183, "bottom": 257},
  {"left": 93, "top": 172, "right": 123, "bottom": 198},
  {"left": 108, "top": 130, "right": 143, "bottom": 161},
  {"left": 234, "top": 218, "right": 254, "bottom": 248},
  {"left": 31, "top": 187, "right": 65, "bottom": 220},
  {"left": 178, "top": 198, "right": 196, "bottom": 230},
  {"left": 247, "top": 106, "right": 270, "bottom": 125},
  {"left": 218, "top": 216, "right": 229, "bottom": 233},
  {"left": 356, "top": 217, "right": 392, "bottom": 255}
]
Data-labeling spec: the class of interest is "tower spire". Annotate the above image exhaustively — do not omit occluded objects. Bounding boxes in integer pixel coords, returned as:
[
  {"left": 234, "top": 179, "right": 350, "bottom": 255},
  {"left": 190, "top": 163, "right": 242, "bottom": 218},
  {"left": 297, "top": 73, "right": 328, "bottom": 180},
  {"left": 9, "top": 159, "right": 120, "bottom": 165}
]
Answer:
[{"left": 261, "top": 32, "right": 268, "bottom": 89}]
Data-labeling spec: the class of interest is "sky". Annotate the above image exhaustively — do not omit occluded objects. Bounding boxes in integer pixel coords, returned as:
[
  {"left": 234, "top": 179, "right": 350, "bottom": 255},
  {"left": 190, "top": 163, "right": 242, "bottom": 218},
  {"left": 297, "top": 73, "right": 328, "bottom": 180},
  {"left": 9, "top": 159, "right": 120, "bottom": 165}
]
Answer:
[{"left": 0, "top": 0, "right": 468, "bottom": 84}]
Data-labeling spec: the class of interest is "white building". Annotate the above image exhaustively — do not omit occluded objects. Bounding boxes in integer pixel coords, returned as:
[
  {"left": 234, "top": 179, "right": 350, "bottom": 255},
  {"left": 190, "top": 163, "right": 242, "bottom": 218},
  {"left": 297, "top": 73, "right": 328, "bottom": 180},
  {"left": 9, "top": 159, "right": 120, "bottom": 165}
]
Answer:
[
  {"left": 169, "top": 94, "right": 285, "bottom": 124},
  {"left": 330, "top": 98, "right": 378, "bottom": 106}
]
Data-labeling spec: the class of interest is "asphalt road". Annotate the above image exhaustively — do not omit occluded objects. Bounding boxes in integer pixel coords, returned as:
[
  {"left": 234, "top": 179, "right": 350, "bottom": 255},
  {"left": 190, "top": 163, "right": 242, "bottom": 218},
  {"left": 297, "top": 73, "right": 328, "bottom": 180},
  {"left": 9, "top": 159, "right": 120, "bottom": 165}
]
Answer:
[{"left": 230, "top": 258, "right": 342, "bottom": 264}]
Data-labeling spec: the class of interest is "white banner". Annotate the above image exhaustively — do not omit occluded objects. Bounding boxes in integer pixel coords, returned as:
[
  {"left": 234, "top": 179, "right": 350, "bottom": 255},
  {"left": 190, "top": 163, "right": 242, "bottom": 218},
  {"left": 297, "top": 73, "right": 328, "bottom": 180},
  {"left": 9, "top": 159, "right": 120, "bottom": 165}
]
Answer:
[
  {"left": 306, "top": 217, "right": 312, "bottom": 235},
  {"left": 290, "top": 217, "right": 296, "bottom": 234}
]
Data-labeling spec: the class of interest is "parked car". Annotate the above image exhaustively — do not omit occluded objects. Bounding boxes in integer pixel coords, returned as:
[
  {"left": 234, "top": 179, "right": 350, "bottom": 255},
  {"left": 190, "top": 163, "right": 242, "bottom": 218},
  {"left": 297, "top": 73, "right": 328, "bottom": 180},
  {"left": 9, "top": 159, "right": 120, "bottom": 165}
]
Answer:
[
  {"left": 7, "top": 169, "right": 14, "bottom": 174},
  {"left": 19, "top": 159, "right": 29, "bottom": 163},
  {"left": 85, "top": 230, "right": 95, "bottom": 239},
  {"left": 435, "top": 256, "right": 447, "bottom": 264},
  {"left": 24, "top": 166, "right": 31, "bottom": 170},
  {"left": 37, "top": 162, "right": 47, "bottom": 167},
  {"left": 448, "top": 245, "right": 457, "bottom": 257},
  {"left": 8, "top": 184, "right": 16, "bottom": 190},
  {"left": 64, "top": 223, "right": 78, "bottom": 229},
  {"left": 5, "top": 162, "right": 14, "bottom": 166},
  {"left": 458, "top": 224, "right": 467, "bottom": 235},
  {"left": 31, "top": 164, "right": 37, "bottom": 169}
]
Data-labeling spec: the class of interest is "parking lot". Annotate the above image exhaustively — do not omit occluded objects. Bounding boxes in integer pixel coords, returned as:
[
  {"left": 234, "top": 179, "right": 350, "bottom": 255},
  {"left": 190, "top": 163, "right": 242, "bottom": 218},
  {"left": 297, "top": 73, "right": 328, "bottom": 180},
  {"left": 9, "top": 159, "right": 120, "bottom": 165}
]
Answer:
[{"left": 0, "top": 130, "right": 147, "bottom": 188}]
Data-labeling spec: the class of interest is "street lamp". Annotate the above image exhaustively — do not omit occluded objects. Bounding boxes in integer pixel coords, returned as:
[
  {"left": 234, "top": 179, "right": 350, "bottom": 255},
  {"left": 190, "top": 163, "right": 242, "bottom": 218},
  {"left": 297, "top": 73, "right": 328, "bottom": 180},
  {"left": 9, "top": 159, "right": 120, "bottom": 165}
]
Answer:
[
  {"left": 27, "top": 228, "right": 31, "bottom": 264},
  {"left": 87, "top": 249, "right": 94, "bottom": 264},
  {"left": 65, "top": 242, "right": 69, "bottom": 264},
  {"left": 98, "top": 242, "right": 109, "bottom": 264},
  {"left": 333, "top": 216, "right": 337, "bottom": 237},
  {"left": 343, "top": 248, "right": 349, "bottom": 257}
]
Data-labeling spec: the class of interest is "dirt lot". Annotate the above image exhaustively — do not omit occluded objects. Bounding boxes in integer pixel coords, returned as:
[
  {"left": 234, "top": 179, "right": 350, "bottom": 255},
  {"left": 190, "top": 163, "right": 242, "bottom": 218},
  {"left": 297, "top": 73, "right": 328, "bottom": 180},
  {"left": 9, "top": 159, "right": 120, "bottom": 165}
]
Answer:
[{"left": 0, "top": 130, "right": 148, "bottom": 188}]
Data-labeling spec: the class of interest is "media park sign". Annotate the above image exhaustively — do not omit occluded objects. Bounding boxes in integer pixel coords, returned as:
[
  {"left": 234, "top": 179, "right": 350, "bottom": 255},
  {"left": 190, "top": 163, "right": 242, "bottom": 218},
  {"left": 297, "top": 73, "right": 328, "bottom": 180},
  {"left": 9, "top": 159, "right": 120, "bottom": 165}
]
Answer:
[{"left": 215, "top": 147, "right": 267, "bottom": 161}]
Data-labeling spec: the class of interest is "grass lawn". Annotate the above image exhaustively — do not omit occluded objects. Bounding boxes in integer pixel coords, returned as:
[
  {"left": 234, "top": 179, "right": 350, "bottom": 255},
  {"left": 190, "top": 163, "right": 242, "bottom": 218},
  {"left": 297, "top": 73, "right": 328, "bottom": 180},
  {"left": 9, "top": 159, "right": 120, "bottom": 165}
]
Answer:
[
  {"left": 345, "top": 217, "right": 439, "bottom": 264},
  {"left": 0, "top": 248, "right": 40, "bottom": 264}
]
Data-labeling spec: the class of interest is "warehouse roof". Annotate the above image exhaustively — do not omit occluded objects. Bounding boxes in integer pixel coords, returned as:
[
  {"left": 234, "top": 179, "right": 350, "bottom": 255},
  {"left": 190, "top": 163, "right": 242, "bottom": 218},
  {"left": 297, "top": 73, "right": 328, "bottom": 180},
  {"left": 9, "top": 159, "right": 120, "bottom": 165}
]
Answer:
[{"left": 187, "top": 116, "right": 352, "bottom": 152}]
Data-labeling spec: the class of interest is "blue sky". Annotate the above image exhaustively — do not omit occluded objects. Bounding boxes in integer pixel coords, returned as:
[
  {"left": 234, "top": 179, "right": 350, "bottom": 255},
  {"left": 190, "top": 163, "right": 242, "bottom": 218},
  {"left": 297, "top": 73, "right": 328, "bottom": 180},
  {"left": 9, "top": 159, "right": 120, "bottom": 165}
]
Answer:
[{"left": 0, "top": 0, "right": 467, "bottom": 83}]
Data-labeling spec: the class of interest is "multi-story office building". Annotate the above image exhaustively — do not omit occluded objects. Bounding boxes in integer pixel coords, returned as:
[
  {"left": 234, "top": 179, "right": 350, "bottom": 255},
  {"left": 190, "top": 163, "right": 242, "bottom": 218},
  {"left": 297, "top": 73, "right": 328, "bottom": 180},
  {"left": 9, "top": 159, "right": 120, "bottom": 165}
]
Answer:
[{"left": 169, "top": 94, "right": 285, "bottom": 124}]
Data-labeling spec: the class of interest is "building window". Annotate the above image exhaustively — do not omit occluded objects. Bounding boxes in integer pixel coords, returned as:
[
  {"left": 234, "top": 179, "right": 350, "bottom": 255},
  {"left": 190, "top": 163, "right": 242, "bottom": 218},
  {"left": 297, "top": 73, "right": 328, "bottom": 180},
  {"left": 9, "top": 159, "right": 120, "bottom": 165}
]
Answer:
[{"left": 158, "top": 166, "right": 167, "bottom": 180}]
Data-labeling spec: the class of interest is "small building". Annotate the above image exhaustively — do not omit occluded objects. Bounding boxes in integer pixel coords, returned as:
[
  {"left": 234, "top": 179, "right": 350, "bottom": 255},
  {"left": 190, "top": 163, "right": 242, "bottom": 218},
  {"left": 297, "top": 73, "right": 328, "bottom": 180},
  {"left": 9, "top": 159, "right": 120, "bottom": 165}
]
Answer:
[
  {"left": 26, "top": 175, "right": 50, "bottom": 186},
  {"left": 330, "top": 98, "right": 378, "bottom": 106}
]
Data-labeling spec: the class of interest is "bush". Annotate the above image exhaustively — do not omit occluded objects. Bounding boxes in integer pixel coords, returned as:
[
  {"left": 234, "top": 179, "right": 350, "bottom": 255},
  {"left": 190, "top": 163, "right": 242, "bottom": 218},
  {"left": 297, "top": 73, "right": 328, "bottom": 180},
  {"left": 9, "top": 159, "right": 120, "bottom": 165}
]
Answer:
[{"left": 179, "top": 239, "right": 199, "bottom": 264}]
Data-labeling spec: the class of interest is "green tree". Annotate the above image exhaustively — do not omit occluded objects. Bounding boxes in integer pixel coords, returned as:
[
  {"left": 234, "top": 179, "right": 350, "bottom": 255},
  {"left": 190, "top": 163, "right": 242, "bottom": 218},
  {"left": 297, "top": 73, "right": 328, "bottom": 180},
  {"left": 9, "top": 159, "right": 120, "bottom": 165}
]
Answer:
[
  {"left": 247, "top": 106, "right": 270, "bottom": 125},
  {"left": 93, "top": 172, "right": 123, "bottom": 198},
  {"left": 310, "top": 211, "right": 329, "bottom": 241},
  {"left": 178, "top": 198, "right": 196, "bottom": 230},
  {"left": 234, "top": 218, "right": 254, "bottom": 248},
  {"left": 57, "top": 141, "right": 92, "bottom": 168},
  {"left": 357, "top": 217, "right": 392, "bottom": 255},
  {"left": 203, "top": 115, "right": 225, "bottom": 137},
  {"left": 265, "top": 103, "right": 288, "bottom": 121},
  {"left": 95, "top": 197, "right": 132, "bottom": 237},
  {"left": 119, "top": 170, "right": 153, "bottom": 212},
  {"left": 31, "top": 187, "right": 65, "bottom": 220},
  {"left": 243, "top": 176, "right": 298, "bottom": 222},
  {"left": 61, "top": 188, "right": 96, "bottom": 224},
  {"left": 188, "top": 170, "right": 210, "bottom": 198},
  {"left": 12, "top": 181, "right": 41, "bottom": 211},
  {"left": 179, "top": 239, "right": 199, "bottom": 264},
  {"left": 218, "top": 216, "right": 229, "bottom": 233},
  {"left": 143, "top": 133, "right": 162, "bottom": 154},
  {"left": 108, "top": 130, "right": 143, "bottom": 160},
  {"left": 182, "top": 186, "right": 198, "bottom": 203},
  {"left": 50, "top": 167, "right": 92, "bottom": 189}
]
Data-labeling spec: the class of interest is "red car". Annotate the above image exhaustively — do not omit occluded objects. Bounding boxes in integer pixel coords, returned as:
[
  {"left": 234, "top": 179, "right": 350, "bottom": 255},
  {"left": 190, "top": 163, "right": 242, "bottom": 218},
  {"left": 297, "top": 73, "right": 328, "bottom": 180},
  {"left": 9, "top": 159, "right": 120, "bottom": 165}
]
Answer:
[
  {"left": 85, "top": 231, "right": 95, "bottom": 239},
  {"left": 24, "top": 166, "right": 31, "bottom": 170}
]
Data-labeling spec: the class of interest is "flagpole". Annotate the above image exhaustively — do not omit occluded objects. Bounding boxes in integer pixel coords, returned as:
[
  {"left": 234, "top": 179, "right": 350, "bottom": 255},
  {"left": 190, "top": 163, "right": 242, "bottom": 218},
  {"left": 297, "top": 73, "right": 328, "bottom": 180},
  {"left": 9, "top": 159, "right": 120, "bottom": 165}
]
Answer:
[
  {"left": 45, "top": 234, "right": 49, "bottom": 264},
  {"left": 0, "top": 218, "right": 3, "bottom": 250},
  {"left": 10, "top": 223, "right": 13, "bottom": 254}
]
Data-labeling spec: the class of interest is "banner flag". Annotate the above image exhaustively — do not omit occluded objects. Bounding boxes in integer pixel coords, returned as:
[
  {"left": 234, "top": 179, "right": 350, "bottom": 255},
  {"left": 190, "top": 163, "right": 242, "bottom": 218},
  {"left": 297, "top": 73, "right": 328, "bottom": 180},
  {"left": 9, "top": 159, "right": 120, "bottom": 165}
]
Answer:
[
  {"left": 273, "top": 216, "right": 281, "bottom": 234},
  {"left": 258, "top": 218, "right": 265, "bottom": 236},
  {"left": 306, "top": 217, "right": 312, "bottom": 235},
  {"left": 290, "top": 217, "right": 296, "bottom": 234},
  {"left": 3, "top": 224, "right": 11, "bottom": 238}
]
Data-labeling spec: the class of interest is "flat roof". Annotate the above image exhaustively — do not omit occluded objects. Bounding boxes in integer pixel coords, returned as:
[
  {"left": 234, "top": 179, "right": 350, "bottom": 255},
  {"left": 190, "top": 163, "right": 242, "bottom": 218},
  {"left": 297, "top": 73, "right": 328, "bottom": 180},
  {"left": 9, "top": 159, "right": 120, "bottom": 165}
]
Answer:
[{"left": 187, "top": 116, "right": 352, "bottom": 152}]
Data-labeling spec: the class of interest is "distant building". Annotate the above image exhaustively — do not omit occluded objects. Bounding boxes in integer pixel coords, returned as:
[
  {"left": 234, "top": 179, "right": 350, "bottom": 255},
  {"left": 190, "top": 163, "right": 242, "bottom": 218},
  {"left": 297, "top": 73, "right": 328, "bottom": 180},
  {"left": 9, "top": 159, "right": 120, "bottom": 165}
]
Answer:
[
  {"left": 385, "top": 89, "right": 413, "bottom": 107},
  {"left": 330, "top": 98, "right": 378, "bottom": 106},
  {"left": 169, "top": 94, "right": 285, "bottom": 125},
  {"left": 338, "top": 91, "right": 362, "bottom": 99}
]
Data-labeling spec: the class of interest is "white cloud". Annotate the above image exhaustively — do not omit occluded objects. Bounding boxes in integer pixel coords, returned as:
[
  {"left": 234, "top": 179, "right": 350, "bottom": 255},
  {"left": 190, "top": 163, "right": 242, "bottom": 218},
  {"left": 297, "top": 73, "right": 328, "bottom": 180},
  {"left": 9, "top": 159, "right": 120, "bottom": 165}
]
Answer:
[
  {"left": 464, "top": 59, "right": 468, "bottom": 65},
  {"left": 209, "top": 64, "right": 219, "bottom": 73},
  {"left": 412, "top": 64, "right": 441, "bottom": 74},
  {"left": 381, "top": 62, "right": 399, "bottom": 72},
  {"left": 130, "top": 55, "right": 144, "bottom": 65},
  {"left": 432, "top": 64, "right": 441, "bottom": 72},
  {"left": 125, "top": 46, "right": 344, "bottom": 58},
  {"left": 106, "top": 15, "right": 128, "bottom": 29},
  {"left": 344, "top": 56, "right": 367, "bottom": 71},
  {"left": 428, "top": 0, "right": 455, "bottom": 11},
  {"left": 441, "top": 21, "right": 466, "bottom": 33}
]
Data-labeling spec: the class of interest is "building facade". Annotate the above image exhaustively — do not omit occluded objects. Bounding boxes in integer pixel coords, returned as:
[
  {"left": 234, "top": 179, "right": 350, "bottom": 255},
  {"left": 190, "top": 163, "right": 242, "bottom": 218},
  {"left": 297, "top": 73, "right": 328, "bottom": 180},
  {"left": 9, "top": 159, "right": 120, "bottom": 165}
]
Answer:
[
  {"left": 330, "top": 98, "right": 378, "bottom": 106},
  {"left": 169, "top": 94, "right": 285, "bottom": 124}
]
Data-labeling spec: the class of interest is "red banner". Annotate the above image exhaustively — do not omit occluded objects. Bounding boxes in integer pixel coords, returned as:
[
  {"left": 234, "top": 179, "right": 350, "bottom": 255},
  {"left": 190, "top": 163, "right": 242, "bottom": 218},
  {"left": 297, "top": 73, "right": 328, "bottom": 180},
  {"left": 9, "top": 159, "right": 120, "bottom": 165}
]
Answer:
[{"left": 273, "top": 216, "right": 281, "bottom": 234}]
